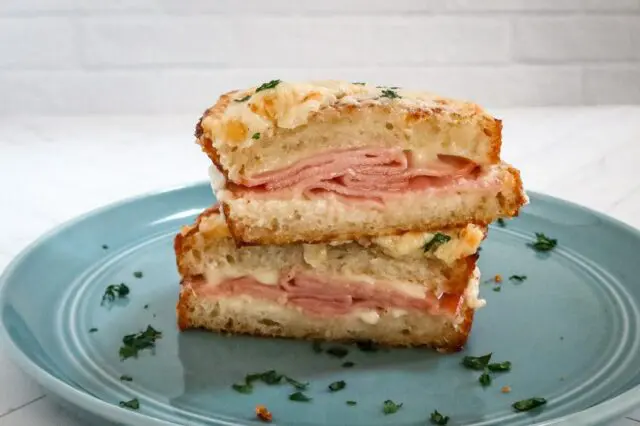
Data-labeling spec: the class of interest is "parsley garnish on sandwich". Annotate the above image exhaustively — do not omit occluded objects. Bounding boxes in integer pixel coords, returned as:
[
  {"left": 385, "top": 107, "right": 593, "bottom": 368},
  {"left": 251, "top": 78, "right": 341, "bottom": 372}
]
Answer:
[
  {"left": 255, "top": 79, "right": 281, "bottom": 93},
  {"left": 235, "top": 95, "right": 251, "bottom": 102},
  {"left": 423, "top": 233, "right": 451, "bottom": 252},
  {"left": 380, "top": 89, "right": 400, "bottom": 99}
]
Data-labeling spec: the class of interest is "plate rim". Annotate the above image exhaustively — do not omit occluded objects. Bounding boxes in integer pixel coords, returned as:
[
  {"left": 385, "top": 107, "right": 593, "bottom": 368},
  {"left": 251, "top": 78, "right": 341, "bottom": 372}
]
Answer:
[{"left": 1, "top": 183, "right": 640, "bottom": 426}]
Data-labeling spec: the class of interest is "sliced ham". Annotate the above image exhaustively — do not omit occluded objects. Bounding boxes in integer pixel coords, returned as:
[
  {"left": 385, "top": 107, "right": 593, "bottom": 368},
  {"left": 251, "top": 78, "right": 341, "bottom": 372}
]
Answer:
[
  {"left": 196, "top": 269, "right": 463, "bottom": 318},
  {"left": 232, "top": 147, "right": 478, "bottom": 204}
]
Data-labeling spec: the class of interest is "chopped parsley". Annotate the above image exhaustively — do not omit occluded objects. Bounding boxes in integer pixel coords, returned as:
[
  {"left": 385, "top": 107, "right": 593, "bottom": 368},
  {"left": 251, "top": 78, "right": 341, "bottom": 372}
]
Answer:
[
  {"left": 461, "top": 353, "right": 492, "bottom": 370},
  {"left": 133, "top": 271, "right": 143, "bottom": 279},
  {"left": 144, "top": 304, "right": 149, "bottom": 309},
  {"left": 312, "top": 340, "right": 323, "bottom": 353},
  {"left": 255, "top": 79, "right": 281, "bottom": 93},
  {"left": 232, "top": 370, "right": 307, "bottom": 394},
  {"left": 119, "top": 398, "right": 139, "bottom": 410},
  {"left": 89, "top": 328, "right": 98, "bottom": 333},
  {"left": 342, "top": 361, "right": 355, "bottom": 368},
  {"left": 119, "top": 325, "right": 162, "bottom": 360},
  {"left": 101, "top": 244, "right": 109, "bottom": 250},
  {"left": 530, "top": 233, "right": 557, "bottom": 252},
  {"left": 430, "top": 410, "right": 450, "bottom": 425},
  {"left": 380, "top": 89, "right": 400, "bottom": 99},
  {"left": 497, "top": 218, "right": 506, "bottom": 227},
  {"left": 285, "top": 376, "right": 309, "bottom": 390},
  {"left": 252, "top": 132, "right": 261, "bottom": 140},
  {"left": 356, "top": 340, "right": 379, "bottom": 352},
  {"left": 382, "top": 399, "right": 403, "bottom": 415},
  {"left": 423, "top": 233, "right": 451, "bottom": 252},
  {"left": 479, "top": 372, "right": 492, "bottom": 387},
  {"left": 512, "top": 397, "right": 547, "bottom": 412},
  {"left": 346, "top": 400, "right": 357, "bottom": 406},
  {"left": 326, "top": 346, "right": 349, "bottom": 358},
  {"left": 234, "top": 95, "right": 251, "bottom": 102},
  {"left": 488, "top": 361, "right": 512, "bottom": 372},
  {"left": 509, "top": 275, "right": 527, "bottom": 282},
  {"left": 101, "top": 283, "right": 130, "bottom": 305},
  {"left": 352, "top": 82, "right": 366, "bottom": 85},
  {"left": 328, "top": 380, "right": 346, "bottom": 392},
  {"left": 120, "top": 375, "right": 133, "bottom": 382},
  {"left": 493, "top": 287, "right": 501, "bottom": 292},
  {"left": 289, "top": 391, "right": 312, "bottom": 402}
]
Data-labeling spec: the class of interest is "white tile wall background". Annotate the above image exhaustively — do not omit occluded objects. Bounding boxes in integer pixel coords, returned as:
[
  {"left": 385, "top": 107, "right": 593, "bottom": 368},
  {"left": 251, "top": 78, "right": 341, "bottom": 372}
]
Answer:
[{"left": 0, "top": 0, "right": 639, "bottom": 114}]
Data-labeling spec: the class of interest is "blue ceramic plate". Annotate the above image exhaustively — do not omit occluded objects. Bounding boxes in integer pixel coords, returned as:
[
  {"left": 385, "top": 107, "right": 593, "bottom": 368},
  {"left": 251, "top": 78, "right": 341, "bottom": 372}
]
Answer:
[{"left": 2, "top": 184, "right": 640, "bottom": 426}]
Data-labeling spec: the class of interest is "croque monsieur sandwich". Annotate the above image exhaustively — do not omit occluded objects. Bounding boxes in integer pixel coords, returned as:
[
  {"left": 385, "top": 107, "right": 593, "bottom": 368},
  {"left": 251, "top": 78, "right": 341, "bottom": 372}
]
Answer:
[
  {"left": 177, "top": 79, "right": 527, "bottom": 351},
  {"left": 195, "top": 80, "right": 526, "bottom": 245},
  {"left": 175, "top": 206, "right": 486, "bottom": 351}
]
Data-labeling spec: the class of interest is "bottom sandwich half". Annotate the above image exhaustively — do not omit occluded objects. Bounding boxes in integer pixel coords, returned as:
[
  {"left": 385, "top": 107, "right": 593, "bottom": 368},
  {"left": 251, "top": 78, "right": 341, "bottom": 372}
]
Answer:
[{"left": 174, "top": 207, "right": 486, "bottom": 352}]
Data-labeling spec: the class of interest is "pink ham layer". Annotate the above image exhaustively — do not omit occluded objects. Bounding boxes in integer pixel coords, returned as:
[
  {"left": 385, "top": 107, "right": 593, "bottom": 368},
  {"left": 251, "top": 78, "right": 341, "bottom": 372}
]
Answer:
[
  {"left": 190, "top": 269, "right": 465, "bottom": 318},
  {"left": 228, "top": 147, "right": 489, "bottom": 204}
]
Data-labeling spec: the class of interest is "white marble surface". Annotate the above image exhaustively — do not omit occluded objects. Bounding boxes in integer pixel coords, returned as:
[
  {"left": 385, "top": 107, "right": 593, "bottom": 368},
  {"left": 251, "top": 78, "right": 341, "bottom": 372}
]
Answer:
[{"left": 0, "top": 107, "right": 640, "bottom": 425}]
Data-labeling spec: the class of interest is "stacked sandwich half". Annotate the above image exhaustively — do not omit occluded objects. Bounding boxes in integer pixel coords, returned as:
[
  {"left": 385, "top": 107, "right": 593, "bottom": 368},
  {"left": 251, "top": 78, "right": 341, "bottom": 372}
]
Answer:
[{"left": 174, "top": 80, "right": 527, "bottom": 352}]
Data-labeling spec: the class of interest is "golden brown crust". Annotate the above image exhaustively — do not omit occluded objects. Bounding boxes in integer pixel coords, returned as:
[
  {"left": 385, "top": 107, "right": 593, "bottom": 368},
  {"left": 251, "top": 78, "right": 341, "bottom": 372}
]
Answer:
[{"left": 176, "top": 285, "right": 475, "bottom": 352}]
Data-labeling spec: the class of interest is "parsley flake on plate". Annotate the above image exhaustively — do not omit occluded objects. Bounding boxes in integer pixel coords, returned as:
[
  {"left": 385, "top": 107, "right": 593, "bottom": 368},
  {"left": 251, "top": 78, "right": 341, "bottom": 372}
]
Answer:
[
  {"left": 89, "top": 328, "right": 98, "bottom": 333},
  {"left": 133, "top": 271, "right": 143, "bottom": 279},
  {"left": 101, "top": 283, "right": 129, "bottom": 306},
  {"left": 255, "top": 79, "right": 281, "bottom": 93},
  {"left": 383, "top": 399, "right": 403, "bottom": 415},
  {"left": 119, "top": 325, "right": 162, "bottom": 360},
  {"left": 497, "top": 218, "right": 506, "bottom": 227},
  {"left": 462, "top": 353, "right": 492, "bottom": 370},
  {"left": 342, "top": 361, "right": 355, "bottom": 368},
  {"left": 493, "top": 287, "right": 501, "bottom": 292},
  {"left": 512, "top": 397, "right": 547, "bottom": 412},
  {"left": 509, "top": 275, "right": 527, "bottom": 282},
  {"left": 488, "top": 361, "right": 512, "bottom": 372},
  {"left": 423, "top": 233, "right": 451, "bottom": 252},
  {"left": 479, "top": 372, "right": 492, "bottom": 387},
  {"left": 119, "top": 398, "right": 139, "bottom": 410},
  {"left": 430, "top": 409, "right": 450, "bottom": 425},
  {"left": 530, "top": 233, "right": 557, "bottom": 252},
  {"left": 328, "top": 380, "right": 346, "bottom": 392},
  {"left": 120, "top": 375, "right": 133, "bottom": 382},
  {"left": 289, "top": 391, "right": 312, "bottom": 402},
  {"left": 346, "top": 400, "right": 357, "bottom": 406}
]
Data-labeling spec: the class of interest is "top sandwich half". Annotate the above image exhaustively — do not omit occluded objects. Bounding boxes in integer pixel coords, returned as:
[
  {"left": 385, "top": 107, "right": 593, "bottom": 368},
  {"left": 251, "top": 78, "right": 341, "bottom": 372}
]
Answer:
[{"left": 196, "top": 80, "right": 526, "bottom": 245}]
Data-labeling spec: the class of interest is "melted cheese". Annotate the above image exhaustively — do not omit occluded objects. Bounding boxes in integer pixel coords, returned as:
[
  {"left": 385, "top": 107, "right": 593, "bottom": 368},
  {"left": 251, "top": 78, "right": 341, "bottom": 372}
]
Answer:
[{"left": 201, "top": 80, "right": 468, "bottom": 148}]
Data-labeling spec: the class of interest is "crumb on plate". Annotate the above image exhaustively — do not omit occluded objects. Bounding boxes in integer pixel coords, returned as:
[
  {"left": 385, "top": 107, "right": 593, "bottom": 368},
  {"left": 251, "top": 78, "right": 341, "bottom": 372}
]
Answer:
[{"left": 256, "top": 405, "right": 272, "bottom": 422}]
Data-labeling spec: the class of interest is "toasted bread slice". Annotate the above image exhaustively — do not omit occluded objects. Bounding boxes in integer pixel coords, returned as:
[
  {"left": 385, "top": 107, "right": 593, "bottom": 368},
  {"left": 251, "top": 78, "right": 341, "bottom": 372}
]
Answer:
[
  {"left": 196, "top": 80, "right": 502, "bottom": 182},
  {"left": 174, "top": 208, "right": 485, "bottom": 352},
  {"left": 175, "top": 207, "right": 485, "bottom": 294},
  {"left": 217, "top": 163, "right": 525, "bottom": 245}
]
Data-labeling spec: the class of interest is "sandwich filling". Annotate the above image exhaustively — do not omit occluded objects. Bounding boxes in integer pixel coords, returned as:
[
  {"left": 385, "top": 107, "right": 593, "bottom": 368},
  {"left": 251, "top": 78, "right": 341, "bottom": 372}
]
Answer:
[
  {"left": 185, "top": 268, "right": 484, "bottom": 323},
  {"left": 215, "top": 147, "right": 501, "bottom": 205}
]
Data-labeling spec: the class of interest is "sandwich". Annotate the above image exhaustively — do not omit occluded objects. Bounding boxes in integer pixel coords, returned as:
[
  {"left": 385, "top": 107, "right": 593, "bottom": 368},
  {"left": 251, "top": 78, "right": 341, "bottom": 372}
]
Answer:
[
  {"left": 195, "top": 80, "right": 527, "bottom": 245},
  {"left": 174, "top": 206, "right": 486, "bottom": 352}
]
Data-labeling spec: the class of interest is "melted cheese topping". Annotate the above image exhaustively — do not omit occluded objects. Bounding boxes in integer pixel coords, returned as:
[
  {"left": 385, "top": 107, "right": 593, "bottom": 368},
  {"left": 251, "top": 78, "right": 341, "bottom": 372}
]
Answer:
[{"left": 200, "top": 80, "right": 474, "bottom": 149}]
